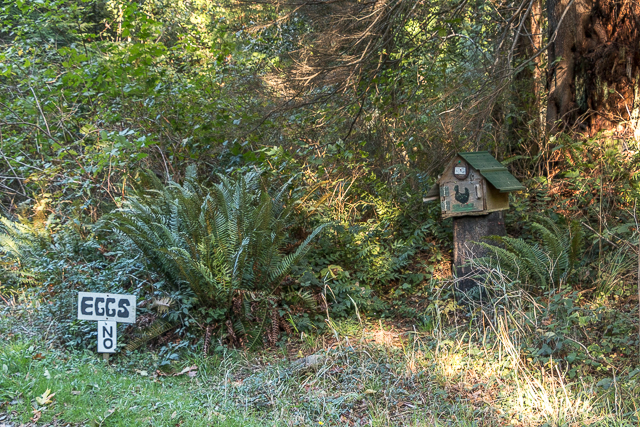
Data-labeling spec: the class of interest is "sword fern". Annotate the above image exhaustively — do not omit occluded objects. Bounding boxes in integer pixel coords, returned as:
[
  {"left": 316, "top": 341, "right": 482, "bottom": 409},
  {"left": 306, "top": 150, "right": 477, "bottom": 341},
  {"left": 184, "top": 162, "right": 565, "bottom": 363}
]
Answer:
[
  {"left": 109, "top": 167, "right": 327, "bottom": 346},
  {"left": 478, "top": 218, "right": 584, "bottom": 291}
]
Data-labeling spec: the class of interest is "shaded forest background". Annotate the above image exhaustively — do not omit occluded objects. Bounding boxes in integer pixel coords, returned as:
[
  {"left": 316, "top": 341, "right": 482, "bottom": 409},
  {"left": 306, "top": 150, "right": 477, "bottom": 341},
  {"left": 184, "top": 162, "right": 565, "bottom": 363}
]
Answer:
[{"left": 1, "top": 0, "right": 640, "bottom": 385}]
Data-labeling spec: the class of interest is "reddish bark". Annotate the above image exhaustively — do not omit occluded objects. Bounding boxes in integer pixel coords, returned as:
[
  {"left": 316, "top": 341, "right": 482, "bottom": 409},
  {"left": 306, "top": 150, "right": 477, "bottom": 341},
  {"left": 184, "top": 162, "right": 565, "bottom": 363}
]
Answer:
[{"left": 546, "top": 0, "right": 640, "bottom": 137}]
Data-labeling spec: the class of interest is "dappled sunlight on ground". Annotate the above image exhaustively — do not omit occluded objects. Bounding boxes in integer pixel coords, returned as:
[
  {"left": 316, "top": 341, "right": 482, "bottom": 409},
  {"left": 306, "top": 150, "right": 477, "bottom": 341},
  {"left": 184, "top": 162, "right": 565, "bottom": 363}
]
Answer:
[
  {"left": 2, "top": 304, "right": 638, "bottom": 426},
  {"left": 312, "top": 318, "right": 639, "bottom": 426}
]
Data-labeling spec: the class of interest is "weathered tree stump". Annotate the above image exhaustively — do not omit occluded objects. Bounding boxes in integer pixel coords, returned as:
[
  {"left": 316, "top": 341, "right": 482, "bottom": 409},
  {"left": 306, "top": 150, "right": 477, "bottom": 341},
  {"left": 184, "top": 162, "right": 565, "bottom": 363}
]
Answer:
[{"left": 453, "top": 211, "right": 506, "bottom": 295}]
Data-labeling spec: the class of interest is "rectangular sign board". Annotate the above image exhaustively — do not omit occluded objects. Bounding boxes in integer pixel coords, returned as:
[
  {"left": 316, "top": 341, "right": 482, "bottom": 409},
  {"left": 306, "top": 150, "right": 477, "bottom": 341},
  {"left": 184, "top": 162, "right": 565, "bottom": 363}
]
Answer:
[
  {"left": 97, "top": 321, "right": 117, "bottom": 353},
  {"left": 77, "top": 292, "right": 136, "bottom": 323}
]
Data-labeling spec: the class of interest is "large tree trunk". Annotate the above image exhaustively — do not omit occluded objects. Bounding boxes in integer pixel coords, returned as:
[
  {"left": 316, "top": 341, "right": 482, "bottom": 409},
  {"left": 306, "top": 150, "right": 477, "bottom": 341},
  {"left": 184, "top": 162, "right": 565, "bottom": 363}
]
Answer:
[
  {"left": 531, "top": 0, "right": 545, "bottom": 138},
  {"left": 546, "top": 0, "right": 640, "bottom": 138}
]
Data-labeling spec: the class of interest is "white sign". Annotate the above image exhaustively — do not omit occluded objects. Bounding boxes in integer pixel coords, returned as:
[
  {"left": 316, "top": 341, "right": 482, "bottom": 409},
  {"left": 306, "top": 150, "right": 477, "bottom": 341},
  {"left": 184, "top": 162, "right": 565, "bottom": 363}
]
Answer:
[
  {"left": 77, "top": 292, "right": 136, "bottom": 324},
  {"left": 97, "top": 321, "right": 117, "bottom": 353},
  {"left": 454, "top": 166, "right": 467, "bottom": 175},
  {"left": 78, "top": 292, "right": 137, "bottom": 355}
]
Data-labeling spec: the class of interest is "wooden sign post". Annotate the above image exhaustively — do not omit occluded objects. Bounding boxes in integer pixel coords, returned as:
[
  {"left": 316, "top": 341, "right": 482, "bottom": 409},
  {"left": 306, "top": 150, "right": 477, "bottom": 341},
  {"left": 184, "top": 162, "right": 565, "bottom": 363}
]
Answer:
[{"left": 424, "top": 152, "right": 524, "bottom": 296}]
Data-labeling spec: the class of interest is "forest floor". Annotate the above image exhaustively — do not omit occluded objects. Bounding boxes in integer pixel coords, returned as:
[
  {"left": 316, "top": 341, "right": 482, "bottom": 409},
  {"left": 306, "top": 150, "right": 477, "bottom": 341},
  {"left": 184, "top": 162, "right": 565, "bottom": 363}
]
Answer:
[{"left": 1, "top": 298, "right": 639, "bottom": 427}]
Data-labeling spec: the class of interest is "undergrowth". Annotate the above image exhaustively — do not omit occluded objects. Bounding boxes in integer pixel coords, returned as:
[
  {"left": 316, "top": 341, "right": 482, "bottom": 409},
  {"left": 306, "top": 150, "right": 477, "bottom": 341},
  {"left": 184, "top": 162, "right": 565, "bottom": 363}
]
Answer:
[{"left": 2, "top": 287, "right": 639, "bottom": 427}]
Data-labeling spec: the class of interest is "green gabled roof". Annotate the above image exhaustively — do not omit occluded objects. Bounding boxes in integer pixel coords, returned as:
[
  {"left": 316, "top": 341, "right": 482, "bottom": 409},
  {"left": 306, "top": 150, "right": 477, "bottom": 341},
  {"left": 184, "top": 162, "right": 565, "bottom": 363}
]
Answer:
[
  {"left": 458, "top": 151, "right": 525, "bottom": 192},
  {"left": 481, "top": 170, "right": 526, "bottom": 192},
  {"left": 459, "top": 151, "right": 505, "bottom": 170}
]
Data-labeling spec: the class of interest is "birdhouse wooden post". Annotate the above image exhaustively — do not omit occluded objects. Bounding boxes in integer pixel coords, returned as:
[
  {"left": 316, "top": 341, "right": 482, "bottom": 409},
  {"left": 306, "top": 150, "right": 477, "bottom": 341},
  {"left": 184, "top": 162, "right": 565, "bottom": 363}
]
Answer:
[{"left": 424, "top": 152, "right": 525, "bottom": 295}]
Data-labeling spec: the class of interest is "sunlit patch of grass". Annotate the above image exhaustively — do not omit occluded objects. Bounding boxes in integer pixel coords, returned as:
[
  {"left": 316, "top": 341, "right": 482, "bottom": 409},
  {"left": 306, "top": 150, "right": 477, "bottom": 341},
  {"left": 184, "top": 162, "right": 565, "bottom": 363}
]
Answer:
[
  {"left": 2, "top": 297, "right": 639, "bottom": 426},
  {"left": 0, "top": 340, "right": 262, "bottom": 426},
  {"left": 300, "top": 331, "right": 324, "bottom": 353},
  {"left": 435, "top": 349, "right": 465, "bottom": 380}
]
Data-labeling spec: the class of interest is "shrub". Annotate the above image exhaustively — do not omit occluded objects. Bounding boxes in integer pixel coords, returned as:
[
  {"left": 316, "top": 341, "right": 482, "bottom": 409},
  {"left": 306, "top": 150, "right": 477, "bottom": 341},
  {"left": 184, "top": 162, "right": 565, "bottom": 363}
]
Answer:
[
  {"left": 478, "top": 217, "right": 584, "bottom": 292},
  {"left": 110, "top": 167, "right": 327, "bottom": 347},
  {"left": 0, "top": 214, "right": 145, "bottom": 349}
]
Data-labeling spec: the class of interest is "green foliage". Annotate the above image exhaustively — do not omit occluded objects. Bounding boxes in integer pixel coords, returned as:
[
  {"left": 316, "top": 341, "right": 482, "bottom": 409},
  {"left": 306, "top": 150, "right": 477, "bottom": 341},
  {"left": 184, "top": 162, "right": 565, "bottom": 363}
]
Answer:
[
  {"left": 0, "top": 0, "right": 636, "bottom": 377},
  {"left": 547, "top": 135, "right": 640, "bottom": 218},
  {"left": 4, "top": 302, "right": 638, "bottom": 427},
  {"left": 593, "top": 246, "right": 636, "bottom": 297},
  {"left": 289, "top": 175, "right": 450, "bottom": 319},
  {"left": 0, "top": 213, "right": 146, "bottom": 349},
  {"left": 0, "top": 0, "right": 267, "bottom": 215},
  {"left": 124, "top": 319, "right": 175, "bottom": 353},
  {"left": 0, "top": 217, "right": 49, "bottom": 288},
  {"left": 0, "top": 337, "right": 268, "bottom": 426},
  {"left": 478, "top": 217, "right": 584, "bottom": 291},
  {"left": 110, "top": 167, "right": 327, "bottom": 346},
  {"left": 522, "top": 291, "right": 638, "bottom": 373}
]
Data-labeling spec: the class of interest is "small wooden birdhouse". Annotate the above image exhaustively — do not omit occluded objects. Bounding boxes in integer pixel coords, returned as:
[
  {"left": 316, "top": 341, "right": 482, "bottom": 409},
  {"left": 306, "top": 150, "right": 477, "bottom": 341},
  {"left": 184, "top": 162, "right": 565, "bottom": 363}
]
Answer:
[{"left": 424, "top": 151, "right": 525, "bottom": 219}]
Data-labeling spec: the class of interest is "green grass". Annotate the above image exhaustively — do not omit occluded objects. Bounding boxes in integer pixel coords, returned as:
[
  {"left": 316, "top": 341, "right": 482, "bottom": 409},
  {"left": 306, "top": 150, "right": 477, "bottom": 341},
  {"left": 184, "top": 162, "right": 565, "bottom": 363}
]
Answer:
[
  {"left": 0, "top": 336, "right": 491, "bottom": 427},
  {"left": 1, "top": 298, "right": 639, "bottom": 427},
  {"left": 0, "top": 340, "right": 261, "bottom": 426}
]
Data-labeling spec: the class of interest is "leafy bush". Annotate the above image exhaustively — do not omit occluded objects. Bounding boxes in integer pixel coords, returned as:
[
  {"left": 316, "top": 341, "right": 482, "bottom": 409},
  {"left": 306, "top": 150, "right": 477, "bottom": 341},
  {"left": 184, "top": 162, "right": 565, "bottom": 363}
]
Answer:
[
  {"left": 289, "top": 174, "right": 450, "bottom": 320},
  {"left": 0, "top": 214, "right": 146, "bottom": 349},
  {"left": 110, "top": 167, "right": 327, "bottom": 347},
  {"left": 474, "top": 218, "right": 637, "bottom": 376},
  {"left": 525, "top": 291, "right": 638, "bottom": 374},
  {"left": 0, "top": 217, "right": 49, "bottom": 289},
  {"left": 478, "top": 217, "right": 584, "bottom": 292}
]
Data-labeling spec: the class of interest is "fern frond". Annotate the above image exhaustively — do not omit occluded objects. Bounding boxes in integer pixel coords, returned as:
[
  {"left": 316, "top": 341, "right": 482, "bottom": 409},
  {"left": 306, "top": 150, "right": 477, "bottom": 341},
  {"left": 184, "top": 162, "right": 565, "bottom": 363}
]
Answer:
[
  {"left": 112, "top": 168, "right": 326, "bottom": 348},
  {"left": 478, "top": 218, "right": 585, "bottom": 292},
  {"left": 568, "top": 220, "right": 584, "bottom": 268},
  {"left": 125, "top": 320, "right": 175, "bottom": 352}
]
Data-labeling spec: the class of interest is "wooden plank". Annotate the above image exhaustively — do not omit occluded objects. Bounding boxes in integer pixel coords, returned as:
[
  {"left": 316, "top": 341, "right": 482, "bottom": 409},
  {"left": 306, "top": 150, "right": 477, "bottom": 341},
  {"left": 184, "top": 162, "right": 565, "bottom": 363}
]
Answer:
[
  {"left": 481, "top": 170, "right": 526, "bottom": 192},
  {"left": 458, "top": 151, "right": 504, "bottom": 170},
  {"left": 484, "top": 180, "right": 510, "bottom": 211},
  {"left": 457, "top": 152, "right": 525, "bottom": 192}
]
